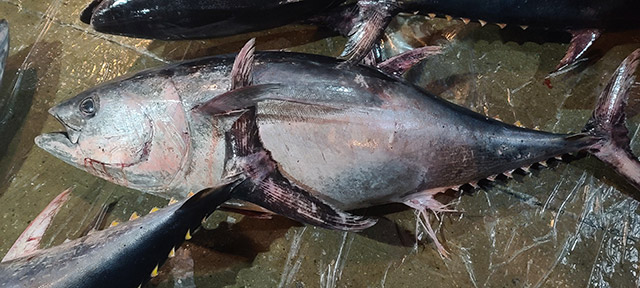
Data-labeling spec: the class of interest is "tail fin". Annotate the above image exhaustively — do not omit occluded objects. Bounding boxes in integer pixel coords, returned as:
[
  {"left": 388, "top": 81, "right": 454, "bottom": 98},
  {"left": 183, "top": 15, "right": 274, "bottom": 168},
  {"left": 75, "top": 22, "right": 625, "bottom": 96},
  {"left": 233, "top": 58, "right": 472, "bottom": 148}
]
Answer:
[{"left": 584, "top": 49, "right": 640, "bottom": 190}]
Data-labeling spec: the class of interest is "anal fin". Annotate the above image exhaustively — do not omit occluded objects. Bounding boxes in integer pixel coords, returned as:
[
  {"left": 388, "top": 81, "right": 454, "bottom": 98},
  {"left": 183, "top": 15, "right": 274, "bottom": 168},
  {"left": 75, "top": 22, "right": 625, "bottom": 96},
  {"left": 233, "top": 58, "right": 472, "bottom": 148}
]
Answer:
[
  {"left": 226, "top": 109, "right": 377, "bottom": 231},
  {"left": 549, "top": 29, "right": 601, "bottom": 77}
]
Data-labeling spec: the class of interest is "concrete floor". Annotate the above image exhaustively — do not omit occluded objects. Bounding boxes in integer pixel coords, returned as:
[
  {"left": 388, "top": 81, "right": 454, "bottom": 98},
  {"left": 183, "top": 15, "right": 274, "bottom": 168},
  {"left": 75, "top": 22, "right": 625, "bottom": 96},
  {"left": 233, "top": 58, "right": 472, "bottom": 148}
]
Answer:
[{"left": 1, "top": 1, "right": 640, "bottom": 287}]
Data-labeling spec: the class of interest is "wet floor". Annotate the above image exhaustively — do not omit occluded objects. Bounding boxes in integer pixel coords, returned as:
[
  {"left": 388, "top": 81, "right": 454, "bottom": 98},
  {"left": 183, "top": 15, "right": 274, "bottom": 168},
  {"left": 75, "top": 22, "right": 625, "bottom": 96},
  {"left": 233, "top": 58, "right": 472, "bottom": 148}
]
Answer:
[{"left": 1, "top": 0, "right": 640, "bottom": 287}]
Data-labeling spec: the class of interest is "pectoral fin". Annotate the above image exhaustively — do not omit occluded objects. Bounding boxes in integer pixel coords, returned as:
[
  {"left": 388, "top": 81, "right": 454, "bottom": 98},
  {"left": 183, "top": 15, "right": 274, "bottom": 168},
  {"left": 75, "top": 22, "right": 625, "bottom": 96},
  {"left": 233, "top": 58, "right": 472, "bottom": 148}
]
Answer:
[
  {"left": 226, "top": 109, "right": 377, "bottom": 231},
  {"left": 194, "top": 84, "right": 284, "bottom": 115}
]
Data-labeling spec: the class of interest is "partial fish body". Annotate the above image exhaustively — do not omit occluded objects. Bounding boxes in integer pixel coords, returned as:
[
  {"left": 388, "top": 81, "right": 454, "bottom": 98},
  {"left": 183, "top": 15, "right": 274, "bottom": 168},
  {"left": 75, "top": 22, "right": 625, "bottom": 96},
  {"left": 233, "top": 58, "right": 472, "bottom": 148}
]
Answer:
[
  {"left": 36, "top": 46, "right": 640, "bottom": 245},
  {"left": 0, "top": 20, "right": 8, "bottom": 86},
  {"left": 398, "top": 0, "right": 638, "bottom": 29},
  {"left": 0, "top": 183, "right": 238, "bottom": 288},
  {"left": 81, "top": 0, "right": 345, "bottom": 40},
  {"left": 342, "top": 0, "right": 640, "bottom": 71}
]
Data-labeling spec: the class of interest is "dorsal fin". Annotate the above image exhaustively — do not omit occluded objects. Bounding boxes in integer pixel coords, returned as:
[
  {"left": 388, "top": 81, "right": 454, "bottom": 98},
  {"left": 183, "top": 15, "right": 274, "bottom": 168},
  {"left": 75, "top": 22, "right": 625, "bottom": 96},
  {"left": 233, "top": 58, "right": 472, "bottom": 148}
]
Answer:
[{"left": 230, "top": 38, "right": 256, "bottom": 90}]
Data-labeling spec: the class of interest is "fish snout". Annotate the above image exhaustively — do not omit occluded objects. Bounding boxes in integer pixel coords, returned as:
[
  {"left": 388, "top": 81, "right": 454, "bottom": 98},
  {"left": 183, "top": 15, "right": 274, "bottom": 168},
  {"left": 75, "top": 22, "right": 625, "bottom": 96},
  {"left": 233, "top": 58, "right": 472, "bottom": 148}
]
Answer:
[{"left": 48, "top": 106, "right": 82, "bottom": 144}]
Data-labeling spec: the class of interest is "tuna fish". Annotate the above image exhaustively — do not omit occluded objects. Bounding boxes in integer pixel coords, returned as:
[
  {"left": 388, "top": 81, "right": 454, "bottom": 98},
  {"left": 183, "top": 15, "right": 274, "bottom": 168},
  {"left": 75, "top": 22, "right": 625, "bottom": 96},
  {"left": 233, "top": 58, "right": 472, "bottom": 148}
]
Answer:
[
  {"left": 80, "top": 0, "right": 346, "bottom": 40},
  {"left": 0, "top": 182, "right": 239, "bottom": 288},
  {"left": 35, "top": 41, "right": 640, "bottom": 253},
  {"left": 341, "top": 0, "right": 640, "bottom": 73},
  {"left": 0, "top": 20, "right": 8, "bottom": 86}
]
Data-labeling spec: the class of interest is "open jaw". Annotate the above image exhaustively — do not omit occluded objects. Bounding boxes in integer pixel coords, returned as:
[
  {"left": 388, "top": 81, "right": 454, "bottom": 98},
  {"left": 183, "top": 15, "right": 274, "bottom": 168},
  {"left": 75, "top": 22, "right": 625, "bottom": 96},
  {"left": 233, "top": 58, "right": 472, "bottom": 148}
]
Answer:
[{"left": 34, "top": 132, "right": 79, "bottom": 168}]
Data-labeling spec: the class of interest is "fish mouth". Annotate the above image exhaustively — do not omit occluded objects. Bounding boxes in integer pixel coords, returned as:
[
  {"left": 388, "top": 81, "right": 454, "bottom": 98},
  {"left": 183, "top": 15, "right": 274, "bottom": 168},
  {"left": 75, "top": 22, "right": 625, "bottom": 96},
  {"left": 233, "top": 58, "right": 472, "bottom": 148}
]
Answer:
[
  {"left": 34, "top": 132, "right": 78, "bottom": 167},
  {"left": 48, "top": 107, "right": 82, "bottom": 144},
  {"left": 35, "top": 107, "right": 81, "bottom": 166}
]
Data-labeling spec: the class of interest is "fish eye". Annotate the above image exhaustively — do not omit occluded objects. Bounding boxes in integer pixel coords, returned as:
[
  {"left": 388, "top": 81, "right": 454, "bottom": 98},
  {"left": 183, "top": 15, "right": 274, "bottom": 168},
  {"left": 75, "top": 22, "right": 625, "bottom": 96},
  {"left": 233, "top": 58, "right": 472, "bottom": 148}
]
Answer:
[{"left": 79, "top": 97, "right": 96, "bottom": 117}]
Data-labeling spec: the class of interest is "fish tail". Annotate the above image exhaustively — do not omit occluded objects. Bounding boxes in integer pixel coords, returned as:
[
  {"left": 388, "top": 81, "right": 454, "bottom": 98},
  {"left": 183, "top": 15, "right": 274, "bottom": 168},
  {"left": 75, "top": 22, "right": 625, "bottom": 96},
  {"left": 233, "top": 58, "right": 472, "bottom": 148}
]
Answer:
[{"left": 583, "top": 49, "right": 640, "bottom": 190}]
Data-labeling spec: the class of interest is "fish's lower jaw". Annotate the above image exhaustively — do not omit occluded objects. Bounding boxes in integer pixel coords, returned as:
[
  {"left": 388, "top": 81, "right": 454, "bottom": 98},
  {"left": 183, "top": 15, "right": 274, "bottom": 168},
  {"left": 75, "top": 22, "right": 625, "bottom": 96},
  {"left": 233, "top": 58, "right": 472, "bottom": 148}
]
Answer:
[{"left": 34, "top": 133, "right": 81, "bottom": 167}]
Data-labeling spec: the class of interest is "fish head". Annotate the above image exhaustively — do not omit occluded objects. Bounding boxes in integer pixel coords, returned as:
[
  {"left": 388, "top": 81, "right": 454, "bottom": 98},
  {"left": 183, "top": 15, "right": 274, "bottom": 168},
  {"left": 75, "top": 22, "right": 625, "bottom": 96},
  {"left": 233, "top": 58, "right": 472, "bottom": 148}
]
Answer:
[{"left": 36, "top": 77, "right": 192, "bottom": 194}]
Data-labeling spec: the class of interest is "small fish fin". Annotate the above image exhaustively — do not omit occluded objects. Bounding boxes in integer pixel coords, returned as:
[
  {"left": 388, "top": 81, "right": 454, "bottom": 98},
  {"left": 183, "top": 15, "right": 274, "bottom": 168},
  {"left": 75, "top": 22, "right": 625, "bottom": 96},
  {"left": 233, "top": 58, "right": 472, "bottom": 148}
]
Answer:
[
  {"left": 2, "top": 188, "right": 72, "bottom": 263},
  {"left": 376, "top": 46, "right": 442, "bottom": 76},
  {"left": 227, "top": 109, "right": 377, "bottom": 231},
  {"left": 82, "top": 200, "right": 118, "bottom": 236},
  {"left": 340, "top": 0, "right": 398, "bottom": 65},
  {"left": 230, "top": 38, "right": 256, "bottom": 90},
  {"left": 194, "top": 84, "right": 283, "bottom": 116},
  {"left": 584, "top": 49, "right": 640, "bottom": 190},
  {"left": 219, "top": 199, "right": 275, "bottom": 219},
  {"left": 549, "top": 29, "right": 601, "bottom": 77}
]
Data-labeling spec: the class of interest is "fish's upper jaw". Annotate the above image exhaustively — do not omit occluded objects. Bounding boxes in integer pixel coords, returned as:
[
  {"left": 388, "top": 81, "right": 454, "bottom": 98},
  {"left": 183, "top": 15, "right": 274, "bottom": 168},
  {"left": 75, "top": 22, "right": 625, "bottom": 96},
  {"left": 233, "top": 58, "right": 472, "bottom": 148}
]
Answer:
[{"left": 48, "top": 106, "right": 82, "bottom": 144}]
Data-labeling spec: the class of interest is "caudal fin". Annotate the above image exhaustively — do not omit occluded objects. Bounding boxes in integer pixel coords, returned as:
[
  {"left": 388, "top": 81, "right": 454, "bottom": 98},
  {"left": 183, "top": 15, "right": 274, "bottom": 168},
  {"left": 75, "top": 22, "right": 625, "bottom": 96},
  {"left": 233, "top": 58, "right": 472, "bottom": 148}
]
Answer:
[{"left": 584, "top": 49, "right": 640, "bottom": 190}]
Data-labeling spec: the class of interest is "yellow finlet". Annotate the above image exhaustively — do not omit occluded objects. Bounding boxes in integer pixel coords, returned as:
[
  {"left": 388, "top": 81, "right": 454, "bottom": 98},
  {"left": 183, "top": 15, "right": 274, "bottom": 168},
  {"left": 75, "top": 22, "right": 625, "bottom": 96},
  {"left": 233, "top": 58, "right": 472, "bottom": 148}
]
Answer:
[
  {"left": 496, "top": 23, "right": 507, "bottom": 29},
  {"left": 427, "top": 13, "right": 436, "bottom": 19},
  {"left": 185, "top": 229, "right": 192, "bottom": 240},
  {"left": 149, "top": 207, "right": 160, "bottom": 214},
  {"left": 514, "top": 120, "right": 524, "bottom": 127},
  {"left": 129, "top": 212, "right": 139, "bottom": 221},
  {"left": 445, "top": 15, "right": 452, "bottom": 21},
  {"left": 151, "top": 265, "right": 159, "bottom": 277},
  {"left": 168, "top": 247, "right": 176, "bottom": 258},
  {"left": 187, "top": 191, "right": 195, "bottom": 198},
  {"left": 168, "top": 197, "right": 179, "bottom": 205},
  {"left": 109, "top": 220, "right": 119, "bottom": 227},
  {"left": 478, "top": 19, "right": 487, "bottom": 27},
  {"left": 461, "top": 18, "right": 470, "bottom": 24}
]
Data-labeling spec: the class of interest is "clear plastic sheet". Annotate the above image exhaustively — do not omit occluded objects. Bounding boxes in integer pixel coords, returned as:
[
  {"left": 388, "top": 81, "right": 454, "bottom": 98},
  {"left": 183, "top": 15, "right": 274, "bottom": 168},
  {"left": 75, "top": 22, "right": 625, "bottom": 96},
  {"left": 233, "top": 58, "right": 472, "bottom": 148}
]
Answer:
[{"left": 1, "top": 1, "right": 640, "bottom": 287}]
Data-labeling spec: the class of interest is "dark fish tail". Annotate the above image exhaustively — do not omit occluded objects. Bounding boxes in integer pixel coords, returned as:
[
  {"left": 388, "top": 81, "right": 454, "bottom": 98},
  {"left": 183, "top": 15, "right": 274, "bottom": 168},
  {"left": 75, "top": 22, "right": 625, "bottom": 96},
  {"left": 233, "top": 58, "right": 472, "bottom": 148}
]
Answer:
[{"left": 583, "top": 49, "right": 640, "bottom": 190}]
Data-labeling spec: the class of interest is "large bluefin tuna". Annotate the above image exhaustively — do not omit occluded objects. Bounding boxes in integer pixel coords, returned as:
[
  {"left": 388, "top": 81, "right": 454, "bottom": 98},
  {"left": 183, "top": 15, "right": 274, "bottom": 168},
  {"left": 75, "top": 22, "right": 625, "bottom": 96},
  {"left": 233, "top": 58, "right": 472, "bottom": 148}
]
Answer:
[
  {"left": 80, "top": 0, "right": 346, "bottom": 40},
  {"left": 35, "top": 42, "right": 640, "bottom": 253},
  {"left": 0, "top": 182, "right": 239, "bottom": 288}
]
